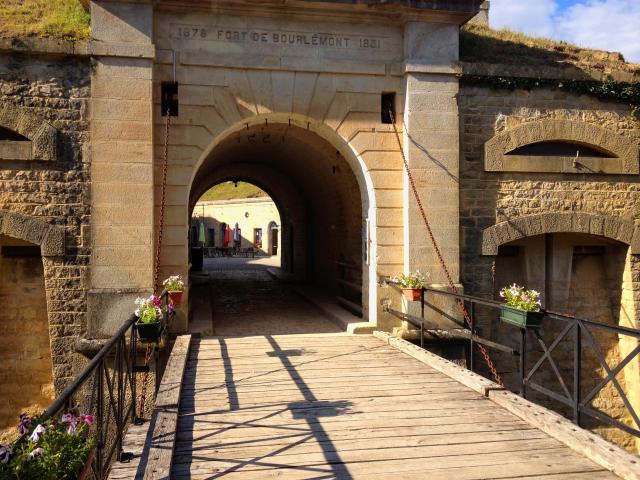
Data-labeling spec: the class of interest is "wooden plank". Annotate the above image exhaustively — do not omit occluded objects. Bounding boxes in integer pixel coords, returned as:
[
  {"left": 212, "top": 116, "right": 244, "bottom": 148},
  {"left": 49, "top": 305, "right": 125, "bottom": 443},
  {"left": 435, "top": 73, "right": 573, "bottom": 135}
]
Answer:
[
  {"left": 171, "top": 333, "right": 626, "bottom": 480},
  {"left": 143, "top": 335, "right": 191, "bottom": 480}
]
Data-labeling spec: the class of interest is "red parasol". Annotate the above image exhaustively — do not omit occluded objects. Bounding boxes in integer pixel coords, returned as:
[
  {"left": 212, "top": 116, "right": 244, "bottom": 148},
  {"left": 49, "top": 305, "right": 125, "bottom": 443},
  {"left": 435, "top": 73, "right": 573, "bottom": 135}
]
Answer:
[{"left": 223, "top": 224, "right": 231, "bottom": 248}]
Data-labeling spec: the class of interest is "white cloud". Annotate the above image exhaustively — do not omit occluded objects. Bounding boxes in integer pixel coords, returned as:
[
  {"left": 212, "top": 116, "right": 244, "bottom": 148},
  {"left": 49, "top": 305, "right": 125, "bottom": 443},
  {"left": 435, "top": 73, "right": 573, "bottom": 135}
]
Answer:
[
  {"left": 489, "top": 0, "right": 558, "bottom": 38},
  {"left": 489, "top": 0, "right": 640, "bottom": 63}
]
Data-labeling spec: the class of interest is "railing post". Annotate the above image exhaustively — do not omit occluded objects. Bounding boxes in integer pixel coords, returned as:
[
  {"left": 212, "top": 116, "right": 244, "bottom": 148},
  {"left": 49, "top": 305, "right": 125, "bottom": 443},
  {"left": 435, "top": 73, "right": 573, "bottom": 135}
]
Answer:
[
  {"left": 420, "top": 289, "right": 425, "bottom": 349},
  {"left": 96, "top": 361, "right": 104, "bottom": 477},
  {"left": 116, "top": 337, "right": 124, "bottom": 461},
  {"left": 469, "top": 301, "right": 475, "bottom": 373},
  {"left": 131, "top": 324, "right": 139, "bottom": 424},
  {"left": 520, "top": 328, "right": 527, "bottom": 397},
  {"left": 573, "top": 321, "right": 582, "bottom": 426}
]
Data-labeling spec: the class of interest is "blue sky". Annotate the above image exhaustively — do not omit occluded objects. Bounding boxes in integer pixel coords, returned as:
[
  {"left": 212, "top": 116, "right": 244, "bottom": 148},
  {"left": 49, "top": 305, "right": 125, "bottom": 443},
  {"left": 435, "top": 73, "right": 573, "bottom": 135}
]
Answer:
[{"left": 489, "top": 0, "right": 640, "bottom": 63}]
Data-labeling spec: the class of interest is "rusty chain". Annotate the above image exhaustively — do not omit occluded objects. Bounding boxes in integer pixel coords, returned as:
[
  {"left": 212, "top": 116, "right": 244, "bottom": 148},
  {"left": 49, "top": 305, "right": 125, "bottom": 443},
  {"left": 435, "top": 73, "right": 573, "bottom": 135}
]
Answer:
[
  {"left": 139, "top": 108, "right": 172, "bottom": 416},
  {"left": 389, "top": 110, "right": 503, "bottom": 386}
]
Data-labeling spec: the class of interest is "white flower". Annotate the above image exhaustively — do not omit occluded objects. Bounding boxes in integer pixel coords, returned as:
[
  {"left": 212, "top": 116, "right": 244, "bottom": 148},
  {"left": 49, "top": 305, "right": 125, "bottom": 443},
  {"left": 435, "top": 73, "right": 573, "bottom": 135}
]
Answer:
[
  {"left": 0, "top": 444, "right": 12, "bottom": 464},
  {"left": 29, "top": 424, "right": 46, "bottom": 442},
  {"left": 28, "top": 447, "right": 44, "bottom": 461},
  {"left": 61, "top": 413, "right": 74, "bottom": 423}
]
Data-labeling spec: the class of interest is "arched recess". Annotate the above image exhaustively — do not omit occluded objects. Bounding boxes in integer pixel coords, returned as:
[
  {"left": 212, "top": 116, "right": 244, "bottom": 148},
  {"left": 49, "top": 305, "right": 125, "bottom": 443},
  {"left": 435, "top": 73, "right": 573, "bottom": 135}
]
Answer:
[
  {"left": 0, "top": 102, "right": 58, "bottom": 161},
  {"left": 0, "top": 211, "right": 63, "bottom": 433},
  {"left": 186, "top": 113, "right": 378, "bottom": 323},
  {"left": 481, "top": 212, "right": 639, "bottom": 256},
  {"left": 484, "top": 119, "right": 639, "bottom": 174}
]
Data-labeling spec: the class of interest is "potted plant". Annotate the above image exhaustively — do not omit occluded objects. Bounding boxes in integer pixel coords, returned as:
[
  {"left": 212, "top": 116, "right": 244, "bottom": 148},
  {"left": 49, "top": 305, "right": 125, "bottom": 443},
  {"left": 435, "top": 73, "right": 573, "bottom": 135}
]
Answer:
[
  {"left": 134, "top": 295, "right": 168, "bottom": 342},
  {"left": 499, "top": 284, "right": 544, "bottom": 328},
  {"left": 162, "top": 275, "right": 185, "bottom": 306},
  {"left": 0, "top": 411, "right": 96, "bottom": 480},
  {"left": 391, "top": 271, "right": 427, "bottom": 301}
]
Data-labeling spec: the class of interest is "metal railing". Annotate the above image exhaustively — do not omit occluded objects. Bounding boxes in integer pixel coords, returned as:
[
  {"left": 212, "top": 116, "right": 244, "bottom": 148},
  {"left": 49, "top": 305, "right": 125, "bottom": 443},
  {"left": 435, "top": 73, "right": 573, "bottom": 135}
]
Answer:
[
  {"left": 32, "top": 292, "right": 171, "bottom": 478},
  {"left": 382, "top": 278, "right": 640, "bottom": 440}
]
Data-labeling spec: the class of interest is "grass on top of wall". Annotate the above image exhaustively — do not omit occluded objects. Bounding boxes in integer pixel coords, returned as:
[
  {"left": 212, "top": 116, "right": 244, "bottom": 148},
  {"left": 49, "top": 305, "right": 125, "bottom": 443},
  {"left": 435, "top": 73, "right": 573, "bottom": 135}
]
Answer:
[
  {"left": 461, "top": 24, "right": 640, "bottom": 75},
  {"left": 0, "top": 0, "right": 90, "bottom": 40},
  {"left": 199, "top": 182, "right": 269, "bottom": 202}
]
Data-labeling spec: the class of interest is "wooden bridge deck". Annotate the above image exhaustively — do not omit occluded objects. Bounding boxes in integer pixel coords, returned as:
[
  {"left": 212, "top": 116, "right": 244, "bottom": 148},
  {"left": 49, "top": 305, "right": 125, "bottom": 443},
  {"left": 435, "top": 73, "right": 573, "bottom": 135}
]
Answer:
[{"left": 164, "top": 333, "right": 618, "bottom": 480}]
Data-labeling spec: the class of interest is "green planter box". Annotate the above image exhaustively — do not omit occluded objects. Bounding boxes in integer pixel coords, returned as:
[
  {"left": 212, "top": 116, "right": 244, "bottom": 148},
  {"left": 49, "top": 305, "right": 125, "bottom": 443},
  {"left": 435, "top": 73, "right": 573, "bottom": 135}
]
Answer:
[
  {"left": 136, "top": 321, "right": 162, "bottom": 342},
  {"left": 500, "top": 305, "right": 544, "bottom": 329}
]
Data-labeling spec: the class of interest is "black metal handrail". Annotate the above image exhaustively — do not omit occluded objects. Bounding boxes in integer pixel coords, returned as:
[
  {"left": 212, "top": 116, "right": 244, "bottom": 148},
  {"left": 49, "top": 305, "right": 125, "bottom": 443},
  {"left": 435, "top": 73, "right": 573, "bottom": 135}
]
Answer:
[
  {"left": 382, "top": 277, "right": 640, "bottom": 440},
  {"left": 32, "top": 291, "right": 172, "bottom": 478}
]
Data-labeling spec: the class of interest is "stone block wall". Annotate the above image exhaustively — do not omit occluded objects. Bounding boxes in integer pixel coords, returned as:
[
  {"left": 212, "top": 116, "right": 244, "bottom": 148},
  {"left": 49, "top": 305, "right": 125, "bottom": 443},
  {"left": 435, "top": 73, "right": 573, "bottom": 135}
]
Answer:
[
  {"left": 0, "top": 49, "right": 91, "bottom": 393},
  {"left": 459, "top": 84, "right": 640, "bottom": 450}
]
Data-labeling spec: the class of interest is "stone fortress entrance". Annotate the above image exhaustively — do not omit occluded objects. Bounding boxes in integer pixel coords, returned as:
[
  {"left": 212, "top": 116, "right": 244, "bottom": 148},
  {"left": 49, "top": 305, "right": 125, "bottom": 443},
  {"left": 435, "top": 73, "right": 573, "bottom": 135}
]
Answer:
[{"left": 188, "top": 121, "right": 366, "bottom": 312}]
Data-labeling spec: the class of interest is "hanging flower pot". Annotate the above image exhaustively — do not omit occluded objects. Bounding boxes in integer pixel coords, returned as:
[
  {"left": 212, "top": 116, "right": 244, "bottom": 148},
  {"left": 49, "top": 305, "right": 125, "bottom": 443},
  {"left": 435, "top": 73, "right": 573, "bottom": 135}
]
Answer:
[
  {"left": 136, "top": 321, "right": 162, "bottom": 342},
  {"left": 500, "top": 305, "right": 544, "bottom": 329},
  {"left": 168, "top": 290, "right": 183, "bottom": 306},
  {"left": 402, "top": 288, "right": 422, "bottom": 302},
  {"left": 499, "top": 284, "right": 544, "bottom": 329}
]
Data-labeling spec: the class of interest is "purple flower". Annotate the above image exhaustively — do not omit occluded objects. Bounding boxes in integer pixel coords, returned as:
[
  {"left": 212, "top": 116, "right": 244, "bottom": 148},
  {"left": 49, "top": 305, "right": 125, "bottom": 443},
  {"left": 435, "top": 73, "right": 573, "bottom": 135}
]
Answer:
[
  {"left": 29, "top": 424, "right": 46, "bottom": 442},
  {"left": 18, "top": 413, "right": 31, "bottom": 435},
  {"left": 28, "top": 448, "right": 43, "bottom": 461},
  {"left": 0, "top": 445, "right": 12, "bottom": 464}
]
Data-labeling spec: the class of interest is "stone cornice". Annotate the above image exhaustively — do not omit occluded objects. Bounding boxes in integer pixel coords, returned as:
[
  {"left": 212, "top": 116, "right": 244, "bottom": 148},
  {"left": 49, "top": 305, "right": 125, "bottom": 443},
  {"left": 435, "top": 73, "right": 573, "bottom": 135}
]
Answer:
[{"left": 0, "top": 37, "right": 89, "bottom": 57}]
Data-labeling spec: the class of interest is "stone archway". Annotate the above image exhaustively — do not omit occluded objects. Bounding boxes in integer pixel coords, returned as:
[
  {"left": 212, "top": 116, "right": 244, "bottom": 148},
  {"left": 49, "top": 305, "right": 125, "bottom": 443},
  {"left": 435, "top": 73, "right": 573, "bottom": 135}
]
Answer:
[
  {"left": 0, "top": 211, "right": 64, "bottom": 441},
  {"left": 182, "top": 114, "right": 377, "bottom": 325},
  {"left": 481, "top": 212, "right": 638, "bottom": 256}
]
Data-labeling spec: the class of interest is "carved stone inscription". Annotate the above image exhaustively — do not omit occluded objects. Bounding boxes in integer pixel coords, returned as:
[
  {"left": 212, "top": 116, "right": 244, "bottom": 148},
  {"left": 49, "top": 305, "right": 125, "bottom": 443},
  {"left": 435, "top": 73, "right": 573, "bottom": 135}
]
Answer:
[{"left": 172, "top": 24, "right": 386, "bottom": 50}]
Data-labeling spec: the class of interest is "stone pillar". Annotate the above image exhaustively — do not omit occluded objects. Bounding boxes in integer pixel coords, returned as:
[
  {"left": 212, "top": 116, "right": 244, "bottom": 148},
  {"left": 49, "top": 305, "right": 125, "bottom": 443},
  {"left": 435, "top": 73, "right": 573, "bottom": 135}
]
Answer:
[
  {"left": 88, "top": 0, "right": 156, "bottom": 336},
  {"left": 402, "top": 22, "right": 461, "bottom": 321}
]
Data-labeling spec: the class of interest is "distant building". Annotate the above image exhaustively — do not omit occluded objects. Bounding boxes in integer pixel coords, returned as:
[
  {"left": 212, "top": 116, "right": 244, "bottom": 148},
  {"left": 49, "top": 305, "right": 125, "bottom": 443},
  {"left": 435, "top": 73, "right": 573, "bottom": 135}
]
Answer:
[{"left": 192, "top": 198, "right": 281, "bottom": 257}]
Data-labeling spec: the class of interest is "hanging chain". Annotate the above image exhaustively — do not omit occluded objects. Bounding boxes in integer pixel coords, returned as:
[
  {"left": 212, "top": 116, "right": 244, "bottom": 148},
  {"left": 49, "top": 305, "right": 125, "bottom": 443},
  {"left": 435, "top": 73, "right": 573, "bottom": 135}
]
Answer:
[
  {"left": 389, "top": 110, "right": 503, "bottom": 386},
  {"left": 139, "top": 109, "right": 172, "bottom": 417}
]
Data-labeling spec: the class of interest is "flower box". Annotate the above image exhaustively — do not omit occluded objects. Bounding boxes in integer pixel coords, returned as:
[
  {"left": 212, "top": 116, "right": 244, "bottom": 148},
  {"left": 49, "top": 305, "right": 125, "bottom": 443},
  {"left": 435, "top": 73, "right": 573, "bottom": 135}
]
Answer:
[
  {"left": 402, "top": 288, "right": 422, "bottom": 302},
  {"left": 500, "top": 305, "right": 544, "bottom": 329},
  {"left": 136, "top": 321, "right": 162, "bottom": 342}
]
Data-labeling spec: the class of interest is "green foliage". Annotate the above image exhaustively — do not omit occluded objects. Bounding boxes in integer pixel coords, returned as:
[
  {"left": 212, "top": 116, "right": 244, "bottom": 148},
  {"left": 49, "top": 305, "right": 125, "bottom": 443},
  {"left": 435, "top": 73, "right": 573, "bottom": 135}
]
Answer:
[
  {"left": 500, "top": 284, "right": 542, "bottom": 312},
  {"left": 0, "top": 417, "right": 95, "bottom": 480},
  {"left": 461, "top": 75, "right": 640, "bottom": 119},
  {"left": 199, "top": 182, "right": 269, "bottom": 202},
  {"left": 391, "top": 271, "right": 428, "bottom": 289},
  {"left": 0, "top": 0, "right": 90, "bottom": 40}
]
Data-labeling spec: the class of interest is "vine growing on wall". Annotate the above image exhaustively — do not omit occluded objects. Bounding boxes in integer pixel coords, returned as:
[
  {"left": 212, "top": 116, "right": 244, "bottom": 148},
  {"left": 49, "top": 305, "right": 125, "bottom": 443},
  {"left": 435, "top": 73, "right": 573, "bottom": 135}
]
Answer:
[{"left": 460, "top": 75, "right": 640, "bottom": 119}]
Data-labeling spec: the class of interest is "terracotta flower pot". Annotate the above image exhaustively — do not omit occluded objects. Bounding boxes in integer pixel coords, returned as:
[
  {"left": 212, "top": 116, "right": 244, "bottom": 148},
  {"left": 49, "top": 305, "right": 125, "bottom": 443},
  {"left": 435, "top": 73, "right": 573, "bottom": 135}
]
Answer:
[
  {"left": 168, "top": 290, "right": 183, "bottom": 306},
  {"left": 402, "top": 288, "right": 422, "bottom": 302}
]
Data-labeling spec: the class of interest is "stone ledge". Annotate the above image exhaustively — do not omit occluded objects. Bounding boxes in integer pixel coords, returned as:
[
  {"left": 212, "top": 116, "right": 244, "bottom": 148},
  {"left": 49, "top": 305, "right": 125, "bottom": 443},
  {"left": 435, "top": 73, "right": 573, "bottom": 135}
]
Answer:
[
  {"left": 462, "top": 61, "right": 639, "bottom": 83},
  {"left": 482, "top": 212, "right": 637, "bottom": 256},
  {"left": 0, "top": 37, "right": 89, "bottom": 56},
  {"left": 374, "top": 330, "right": 640, "bottom": 480}
]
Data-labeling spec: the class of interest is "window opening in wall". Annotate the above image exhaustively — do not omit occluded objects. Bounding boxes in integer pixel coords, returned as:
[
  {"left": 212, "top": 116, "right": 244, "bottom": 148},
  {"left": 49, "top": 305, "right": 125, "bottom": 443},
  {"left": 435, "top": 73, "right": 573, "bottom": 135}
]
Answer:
[
  {"left": 381, "top": 92, "right": 396, "bottom": 124},
  {"left": 161, "top": 81, "right": 179, "bottom": 116},
  {"left": 254, "top": 228, "right": 262, "bottom": 249},
  {"left": 507, "top": 141, "right": 615, "bottom": 158},
  {"left": 497, "top": 245, "right": 520, "bottom": 256},
  {"left": 0, "top": 126, "right": 29, "bottom": 141},
  {"left": 1, "top": 246, "right": 40, "bottom": 258},
  {"left": 573, "top": 246, "right": 606, "bottom": 256}
]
